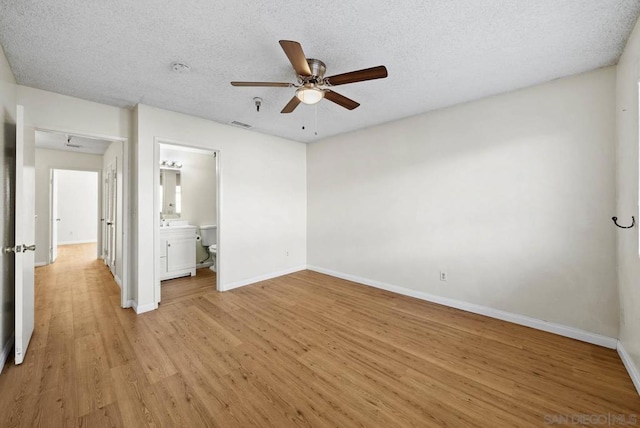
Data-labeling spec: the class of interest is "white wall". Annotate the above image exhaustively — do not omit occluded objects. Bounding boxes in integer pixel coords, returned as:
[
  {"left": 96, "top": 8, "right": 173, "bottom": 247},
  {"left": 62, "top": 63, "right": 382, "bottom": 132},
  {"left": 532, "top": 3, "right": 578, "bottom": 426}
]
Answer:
[
  {"left": 55, "top": 170, "right": 98, "bottom": 244},
  {"left": 135, "top": 104, "right": 307, "bottom": 309},
  {"left": 34, "top": 149, "right": 103, "bottom": 264},
  {"left": 308, "top": 67, "right": 618, "bottom": 338},
  {"left": 616, "top": 17, "right": 640, "bottom": 386},
  {"left": 0, "top": 44, "right": 17, "bottom": 371}
]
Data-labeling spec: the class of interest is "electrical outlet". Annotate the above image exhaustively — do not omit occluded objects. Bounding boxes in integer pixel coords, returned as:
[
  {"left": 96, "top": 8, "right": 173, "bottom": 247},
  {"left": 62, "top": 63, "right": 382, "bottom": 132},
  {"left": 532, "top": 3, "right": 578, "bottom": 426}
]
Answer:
[{"left": 440, "top": 271, "right": 447, "bottom": 281}]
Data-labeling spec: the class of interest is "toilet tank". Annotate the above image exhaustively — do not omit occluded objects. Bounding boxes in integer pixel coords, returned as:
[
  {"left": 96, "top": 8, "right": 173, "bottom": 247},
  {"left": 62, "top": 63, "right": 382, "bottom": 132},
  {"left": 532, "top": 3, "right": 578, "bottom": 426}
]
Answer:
[{"left": 199, "top": 225, "right": 217, "bottom": 246}]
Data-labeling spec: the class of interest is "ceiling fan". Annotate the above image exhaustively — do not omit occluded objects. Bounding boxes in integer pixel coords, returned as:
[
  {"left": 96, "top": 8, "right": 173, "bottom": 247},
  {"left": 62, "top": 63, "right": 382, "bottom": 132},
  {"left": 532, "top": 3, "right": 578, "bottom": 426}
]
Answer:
[{"left": 231, "top": 40, "right": 388, "bottom": 113}]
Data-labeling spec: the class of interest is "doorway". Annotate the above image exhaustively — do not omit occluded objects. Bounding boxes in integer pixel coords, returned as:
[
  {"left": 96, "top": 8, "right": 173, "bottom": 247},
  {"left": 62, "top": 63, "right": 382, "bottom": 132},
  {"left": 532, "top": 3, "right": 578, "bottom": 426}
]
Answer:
[
  {"left": 35, "top": 129, "right": 129, "bottom": 307},
  {"left": 49, "top": 169, "right": 99, "bottom": 264},
  {"left": 153, "top": 139, "right": 220, "bottom": 304}
]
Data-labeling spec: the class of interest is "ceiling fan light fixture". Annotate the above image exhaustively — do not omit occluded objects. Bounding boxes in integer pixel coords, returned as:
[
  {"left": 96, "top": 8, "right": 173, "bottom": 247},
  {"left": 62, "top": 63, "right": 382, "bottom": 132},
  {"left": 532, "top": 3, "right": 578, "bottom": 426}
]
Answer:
[{"left": 295, "top": 87, "right": 324, "bottom": 105}]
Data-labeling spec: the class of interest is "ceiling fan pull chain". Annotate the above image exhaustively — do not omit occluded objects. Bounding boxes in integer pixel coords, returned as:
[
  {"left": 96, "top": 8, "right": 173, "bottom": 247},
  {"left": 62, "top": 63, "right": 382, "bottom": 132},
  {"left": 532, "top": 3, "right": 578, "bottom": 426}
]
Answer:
[{"left": 315, "top": 104, "right": 318, "bottom": 136}]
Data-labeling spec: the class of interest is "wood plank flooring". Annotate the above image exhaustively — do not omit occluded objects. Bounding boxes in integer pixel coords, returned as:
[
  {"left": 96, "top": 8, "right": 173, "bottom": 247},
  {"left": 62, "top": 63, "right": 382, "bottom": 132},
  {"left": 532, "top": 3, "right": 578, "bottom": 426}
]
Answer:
[
  {"left": 161, "top": 267, "right": 217, "bottom": 305},
  {"left": 0, "top": 243, "right": 638, "bottom": 427}
]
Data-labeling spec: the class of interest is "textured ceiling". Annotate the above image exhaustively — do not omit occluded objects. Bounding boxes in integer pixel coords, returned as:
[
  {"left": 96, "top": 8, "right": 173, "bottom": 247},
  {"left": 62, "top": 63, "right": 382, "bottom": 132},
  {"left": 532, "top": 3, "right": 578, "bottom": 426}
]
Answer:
[
  {"left": 35, "top": 130, "right": 112, "bottom": 155},
  {"left": 1, "top": 1, "right": 639, "bottom": 143}
]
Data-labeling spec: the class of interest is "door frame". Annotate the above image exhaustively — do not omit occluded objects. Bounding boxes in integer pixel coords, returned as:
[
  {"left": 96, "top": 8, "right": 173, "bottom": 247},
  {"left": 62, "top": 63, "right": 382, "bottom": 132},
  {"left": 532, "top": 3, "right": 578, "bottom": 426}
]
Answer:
[
  {"left": 153, "top": 137, "right": 221, "bottom": 304},
  {"left": 49, "top": 167, "right": 102, "bottom": 263},
  {"left": 49, "top": 169, "right": 59, "bottom": 263},
  {"left": 37, "top": 126, "right": 130, "bottom": 309}
]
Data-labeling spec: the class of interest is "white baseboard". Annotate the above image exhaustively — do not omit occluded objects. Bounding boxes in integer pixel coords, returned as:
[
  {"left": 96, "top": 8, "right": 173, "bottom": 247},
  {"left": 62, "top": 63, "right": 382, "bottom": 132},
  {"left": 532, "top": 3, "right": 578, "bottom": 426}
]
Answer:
[
  {"left": 114, "top": 275, "right": 122, "bottom": 289},
  {"left": 307, "top": 265, "right": 618, "bottom": 349},
  {"left": 221, "top": 265, "right": 308, "bottom": 292},
  {"left": 132, "top": 300, "right": 157, "bottom": 314},
  {"left": 58, "top": 239, "right": 97, "bottom": 246},
  {"left": 34, "top": 261, "right": 47, "bottom": 267},
  {"left": 617, "top": 340, "right": 640, "bottom": 396},
  {"left": 0, "top": 335, "right": 15, "bottom": 375},
  {"left": 124, "top": 299, "right": 135, "bottom": 309}
]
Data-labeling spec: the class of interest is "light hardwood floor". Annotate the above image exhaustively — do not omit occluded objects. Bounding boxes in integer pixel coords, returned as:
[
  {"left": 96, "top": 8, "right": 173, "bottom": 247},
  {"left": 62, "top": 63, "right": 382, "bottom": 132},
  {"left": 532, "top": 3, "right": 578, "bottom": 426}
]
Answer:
[
  {"left": 161, "top": 267, "right": 217, "bottom": 305},
  {"left": 0, "top": 243, "right": 638, "bottom": 427}
]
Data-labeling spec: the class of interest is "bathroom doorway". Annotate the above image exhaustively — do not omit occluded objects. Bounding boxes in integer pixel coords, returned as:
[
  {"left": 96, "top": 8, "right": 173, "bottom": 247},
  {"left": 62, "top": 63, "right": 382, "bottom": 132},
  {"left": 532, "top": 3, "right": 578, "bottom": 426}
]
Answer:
[{"left": 153, "top": 139, "right": 220, "bottom": 305}]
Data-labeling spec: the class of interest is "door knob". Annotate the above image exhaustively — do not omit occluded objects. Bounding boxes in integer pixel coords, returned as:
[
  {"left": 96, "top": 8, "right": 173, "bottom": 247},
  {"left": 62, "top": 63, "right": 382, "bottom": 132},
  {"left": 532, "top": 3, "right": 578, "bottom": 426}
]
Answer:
[
  {"left": 22, "top": 244, "right": 36, "bottom": 252},
  {"left": 4, "top": 245, "right": 22, "bottom": 253}
]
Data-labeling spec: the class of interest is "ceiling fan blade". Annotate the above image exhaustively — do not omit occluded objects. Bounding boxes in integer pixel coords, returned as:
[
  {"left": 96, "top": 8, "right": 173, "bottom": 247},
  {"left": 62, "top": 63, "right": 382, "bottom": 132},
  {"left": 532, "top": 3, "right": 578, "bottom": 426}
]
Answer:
[
  {"left": 324, "top": 90, "right": 360, "bottom": 110},
  {"left": 281, "top": 96, "right": 301, "bottom": 113},
  {"left": 325, "top": 65, "right": 388, "bottom": 86},
  {"left": 231, "top": 81, "right": 292, "bottom": 87},
  {"left": 279, "top": 40, "right": 312, "bottom": 76}
]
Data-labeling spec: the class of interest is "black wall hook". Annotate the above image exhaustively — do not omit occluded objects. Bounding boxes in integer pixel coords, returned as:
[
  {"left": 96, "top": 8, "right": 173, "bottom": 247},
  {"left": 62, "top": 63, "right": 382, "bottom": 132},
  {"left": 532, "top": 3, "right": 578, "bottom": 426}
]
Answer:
[{"left": 612, "top": 216, "right": 635, "bottom": 229}]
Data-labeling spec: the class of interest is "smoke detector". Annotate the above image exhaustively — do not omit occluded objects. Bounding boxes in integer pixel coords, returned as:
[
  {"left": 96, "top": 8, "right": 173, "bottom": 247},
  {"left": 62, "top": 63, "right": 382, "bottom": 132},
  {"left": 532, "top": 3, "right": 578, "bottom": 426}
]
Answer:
[{"left": 171, "top": 62, "right": 191, "bottom": 73}]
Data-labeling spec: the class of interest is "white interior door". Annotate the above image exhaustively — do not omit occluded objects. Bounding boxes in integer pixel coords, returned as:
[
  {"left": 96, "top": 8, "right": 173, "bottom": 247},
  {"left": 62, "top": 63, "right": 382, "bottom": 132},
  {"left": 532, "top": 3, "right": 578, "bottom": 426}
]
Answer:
[
  {"left": 102, "top": 169, "right": 107, "bottom": 261},
  {"left": 50, "top": 169, "right": 58, "bottom": 263},
  {"left": 106, "top": 160, "right": 117, "bottom": 275},
  {"left": 15, "top": 105, "right": 35, "bottom": 365}
]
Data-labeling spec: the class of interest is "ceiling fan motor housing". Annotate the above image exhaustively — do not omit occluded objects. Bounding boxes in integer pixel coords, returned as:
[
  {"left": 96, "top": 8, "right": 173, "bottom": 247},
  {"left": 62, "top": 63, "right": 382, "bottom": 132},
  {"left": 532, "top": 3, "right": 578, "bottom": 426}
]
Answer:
[{"left": 305, "top": 58, "right": 326, "bottom": 83}]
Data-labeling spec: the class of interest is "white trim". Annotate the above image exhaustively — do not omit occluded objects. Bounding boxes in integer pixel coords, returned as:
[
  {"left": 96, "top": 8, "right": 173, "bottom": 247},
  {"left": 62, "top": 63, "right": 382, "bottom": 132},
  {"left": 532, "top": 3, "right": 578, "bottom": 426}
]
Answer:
[
  {"left": 617, "top": 340, "right": 640, "bottom": 396},
  {"left": 221, "top": 265, "right": 307, "bottom": 292},
  {"left": 307, "top": 266, "right": 618, "bottom": 349},
  {"left": 58, "top": 239, "right": 98, "bottom": 246},
  {"left": 132, "top": 300, "right": 157, "bottom": 314},
  {"left": 114, "top": 275, "right": 122, "bottom": 288},
  {"left": 124, "top": 299, "right": 135, "bottom": 309},
  {"left": 34, "top": 261, "right": 47, "bottom": 267},
  {"left": 0, "top": 335, "right": 15, "bottom": 374}
]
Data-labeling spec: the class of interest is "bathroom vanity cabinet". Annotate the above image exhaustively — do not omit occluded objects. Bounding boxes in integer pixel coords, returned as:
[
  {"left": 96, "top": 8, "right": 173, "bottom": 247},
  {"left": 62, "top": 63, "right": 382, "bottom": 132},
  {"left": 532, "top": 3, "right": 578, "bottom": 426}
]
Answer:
[{"left": 159, "top": 226, "right": 196, "bottom": 280}]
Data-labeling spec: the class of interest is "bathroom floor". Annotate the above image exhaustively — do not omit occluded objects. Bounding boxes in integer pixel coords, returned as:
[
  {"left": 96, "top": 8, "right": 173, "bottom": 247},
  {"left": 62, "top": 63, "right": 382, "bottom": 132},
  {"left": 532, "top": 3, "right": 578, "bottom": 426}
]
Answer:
[{"left": 160, "top": 268, "right": 217, "bottom": 305}]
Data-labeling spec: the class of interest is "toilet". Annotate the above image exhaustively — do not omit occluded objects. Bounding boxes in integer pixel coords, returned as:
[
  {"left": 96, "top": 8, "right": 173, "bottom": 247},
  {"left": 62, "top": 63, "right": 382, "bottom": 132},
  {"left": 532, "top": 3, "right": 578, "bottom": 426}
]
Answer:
[{"left": 199, "top": 225, "right": 217, "bottom": 272}]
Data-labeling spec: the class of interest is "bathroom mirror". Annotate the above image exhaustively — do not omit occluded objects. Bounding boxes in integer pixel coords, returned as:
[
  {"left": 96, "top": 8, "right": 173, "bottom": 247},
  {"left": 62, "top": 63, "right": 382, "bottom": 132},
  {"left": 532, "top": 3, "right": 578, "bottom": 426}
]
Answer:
[{"left": 160, "top": 168, "right": 181, "bottom": 218}]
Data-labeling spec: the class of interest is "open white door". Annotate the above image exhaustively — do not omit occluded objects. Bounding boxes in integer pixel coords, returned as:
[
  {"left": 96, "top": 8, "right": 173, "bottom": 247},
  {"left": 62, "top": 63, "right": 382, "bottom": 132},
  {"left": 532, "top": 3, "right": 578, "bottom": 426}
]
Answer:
[
  {"left": 15, "top": 105, "right": 36, "bottom": 365},
  {"left": 105, "top": 160, "right": 117, "bottom": 276},
  {"left": 50, "top": 169, "right": 58, "bottom": 263}
]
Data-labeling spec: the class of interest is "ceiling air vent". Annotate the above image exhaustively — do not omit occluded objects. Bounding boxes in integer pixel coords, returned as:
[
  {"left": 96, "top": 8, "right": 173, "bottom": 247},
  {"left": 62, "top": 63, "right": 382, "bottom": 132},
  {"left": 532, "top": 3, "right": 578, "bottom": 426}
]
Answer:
[{"left": 230, "top": 120, "right": 252, "bottom": 129}]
